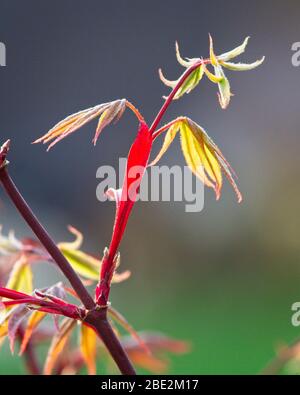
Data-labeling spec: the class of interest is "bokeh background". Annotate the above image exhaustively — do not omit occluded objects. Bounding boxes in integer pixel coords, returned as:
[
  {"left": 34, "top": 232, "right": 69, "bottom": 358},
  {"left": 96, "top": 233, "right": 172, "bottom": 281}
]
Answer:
[{"left": 0, "top": 0, "right": 300, "bottom": 374}]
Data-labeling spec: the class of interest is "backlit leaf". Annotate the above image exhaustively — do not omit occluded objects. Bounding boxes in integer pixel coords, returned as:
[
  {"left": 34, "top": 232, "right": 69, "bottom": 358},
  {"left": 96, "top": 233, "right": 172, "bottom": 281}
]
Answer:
[
  {"left": 150, "top": 121, "right": 182, "bottom": 166},
  {"left": 203, "top": 64, "right": 223, "bottom": 83},
  {"left": 175, "top": 41, "right": 194, "bottom": 68},
  {"left": 61, "top": 249, "right": 100, "bottom": 281},
  {"left": 213, "top": 64, "right": 231, "bottom": 109},
  {"left": 93, "top": 100, "right": 126, "bottom": 145},
  {"left": 208, "top": 36, "right": 232, "bottom": 109},
  {"left": 174, "top": 66, "right": 204, "bottom": 99},
  {"left": 217, "top": 36, "right": 250, "bottom": 61},
  {"left": 5, "top": 255, "right": 33, "bottom": 295},
  {"left": 44, "top": 317, "right": 76, "bottom": 375},
  {"left": 80, "top": 324, "right": 97, "bottom": 375},
  {"left": 19, "top": 311, "right": 47, "bottom": 355},
  {"left": 8, "top": 305, "right": 30, "bottom": 353},
  {"left": 159, "top": 66, "right": 204, "bottom": 100},
  {"left": 209, "top": 34, "right": 218, "bottom": 66},
  {"left": 34, "top": 99, "right": 128, "bottom": 150},
  {"left": 127, "top": 350, "right": 168, "bottom": 373},
  {"left": 150, "top": 117, "right": 242, "bottom": 202},
  {"left": 220, "top": 57, "right": 265, "bottom": 71},
  {"left": 58, "top": 227, "right": 100, "bottom": 280},
  {"left": 108, "top": 307, "right": 150, "bottom": 354}
]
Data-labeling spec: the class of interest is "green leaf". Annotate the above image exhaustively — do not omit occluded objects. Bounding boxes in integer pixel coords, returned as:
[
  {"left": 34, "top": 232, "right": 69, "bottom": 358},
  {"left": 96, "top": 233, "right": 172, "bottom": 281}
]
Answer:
[
  {"left": 60, "top": 249, "right": 100, "bottom": 281},
  {"left": 159, "top": 66, "right": 204, "bottom": 100},
  {"left": 220, "top": 57, "right": 265, "bottom": 71},
  {"left": 174, "top": 66, "right": 204, "bottom": 99},
  {"left": 213, "top": 64, "right": 231, "bottom": 109},
  {"left": 218, "top": 36, "right": 250, "bottom": 61}
]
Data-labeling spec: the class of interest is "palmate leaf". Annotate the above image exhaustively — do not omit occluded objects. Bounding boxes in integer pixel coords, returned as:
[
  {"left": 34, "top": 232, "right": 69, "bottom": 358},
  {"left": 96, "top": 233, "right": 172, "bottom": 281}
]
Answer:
[
  {"left": 80, "top": 324, "right": 97, "bottom": 375},
  {"left": 34, "top": 99, "right": 144, "bottom": 150},
  {"left": 209, "top": 35, "right": 264, "bottom": 108},
  {"left": 159, "top": 36, "right": 264, "bottom": 108},
  {"left": 33, "top": 100, "right": 127, "bottom": 150},
  {"left": 150, "top": 117, "right": 242, "bottom": 202}
]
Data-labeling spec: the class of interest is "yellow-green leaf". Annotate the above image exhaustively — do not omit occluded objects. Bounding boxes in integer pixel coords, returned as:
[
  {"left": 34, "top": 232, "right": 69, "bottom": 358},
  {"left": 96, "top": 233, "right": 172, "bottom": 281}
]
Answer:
[
  {"left": 149, "top": 122, "right": 180, "bottom": 166},
  {"left": 58, "top": 227, "right": 100, "bottom": 281},
  {"left": 174, "top": 66, "right": 204, "bottom": 99},
  {"left": 209, "top": 34, "right": 218, "bottom": 66},
  {"left": 220, "top": 57, "right": 265, "bottom": 71},
  {"left": 180, "top": 121, "right": 215, "bottom": 190},
  {"left": 218, "top": 36, "right": 250, "bottom": 62},
  {"left": 150, "top": 117, "right": 242, "bottom": 202},
  {"left": 203, "top": 64, "right": 223, "bottom": 83},
  {"left": 80, "top": 324, "right": 97, "bottom": 375},
  {"left": 213, "top": 65, "right": 231, "bottom": 109},
  {"left": 61, "top": 249, "right": 100, "bottom": 281},
  {"left": 5, "top": 255, "right": 33, "bottom": 294}
]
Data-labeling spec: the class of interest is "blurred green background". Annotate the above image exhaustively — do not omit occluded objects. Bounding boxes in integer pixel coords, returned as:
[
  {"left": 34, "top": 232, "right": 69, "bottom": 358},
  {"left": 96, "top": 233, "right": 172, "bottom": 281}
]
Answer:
[{"left": 1, "top": 0, "right": 300, "bottom": 374}]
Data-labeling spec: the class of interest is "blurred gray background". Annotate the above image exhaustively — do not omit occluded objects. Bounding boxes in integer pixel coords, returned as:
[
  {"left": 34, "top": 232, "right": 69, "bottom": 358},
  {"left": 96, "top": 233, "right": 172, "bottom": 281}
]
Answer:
[{"left": 1, "top": 0, "right": 300, "bottom": 374}]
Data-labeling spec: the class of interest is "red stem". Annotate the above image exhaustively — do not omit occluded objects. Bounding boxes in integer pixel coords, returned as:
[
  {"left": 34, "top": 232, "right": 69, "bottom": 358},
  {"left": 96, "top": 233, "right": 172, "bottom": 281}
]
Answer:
[
  {"left": 149, "top": 59, "right": 204, "bottom": 134},
  {"left": 97, "top": 60, "right": 209, "bottom": 306}
]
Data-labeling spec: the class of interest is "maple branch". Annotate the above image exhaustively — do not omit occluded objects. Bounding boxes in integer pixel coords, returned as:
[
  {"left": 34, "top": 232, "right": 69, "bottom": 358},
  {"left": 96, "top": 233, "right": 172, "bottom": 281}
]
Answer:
[
  {"left": 0, "top": 167, "right": 95, "bottom": 310},
  {"left": 0, "top": 142, "right": 136, "bottom": 375},
  {"left": 85, "top": 308, "right": 136, "bottom": 375}
]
